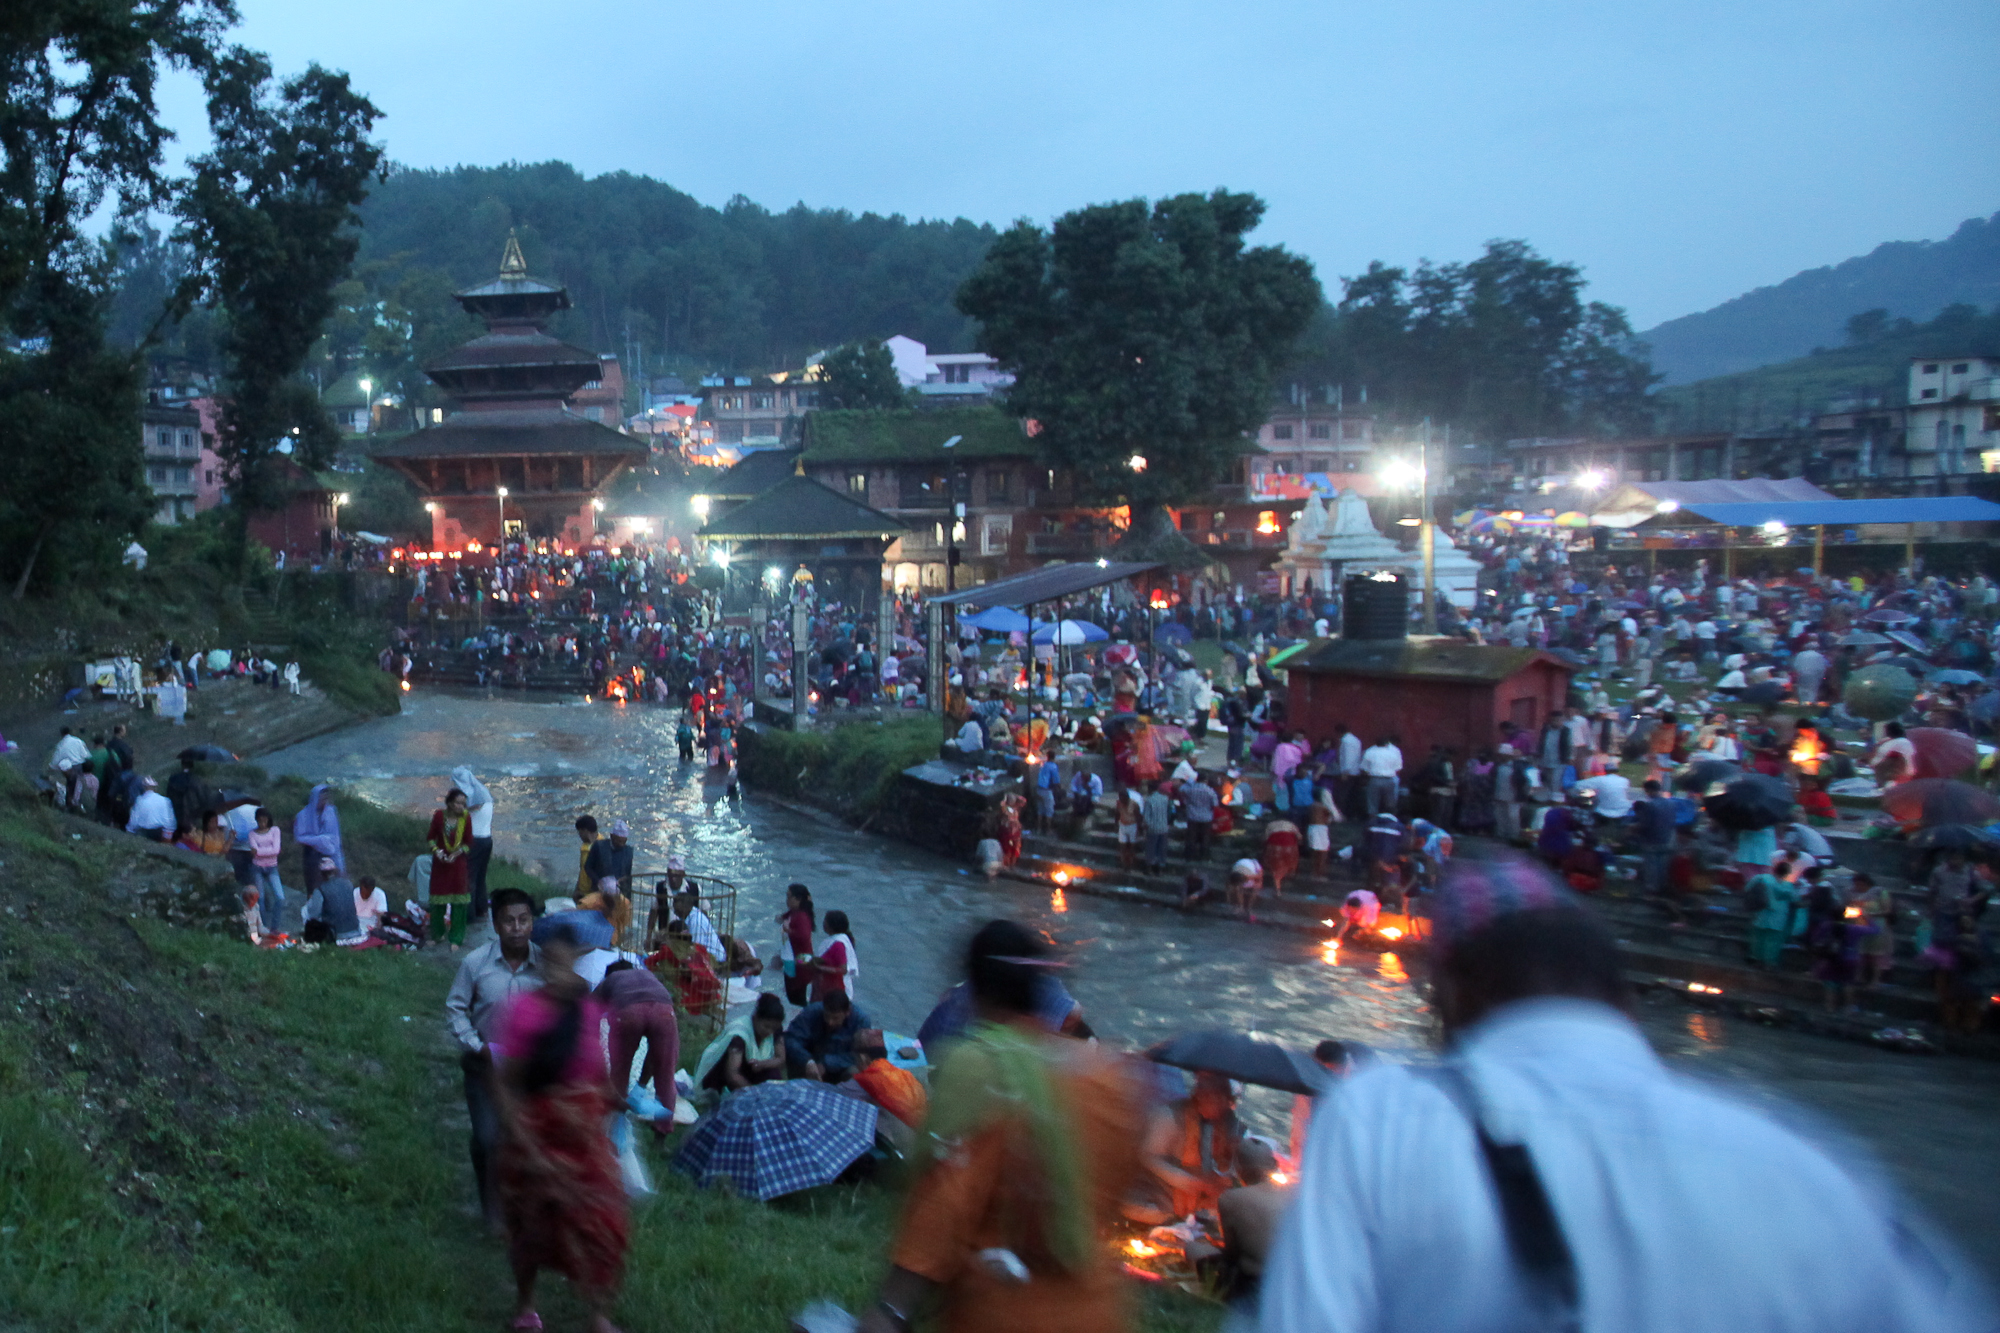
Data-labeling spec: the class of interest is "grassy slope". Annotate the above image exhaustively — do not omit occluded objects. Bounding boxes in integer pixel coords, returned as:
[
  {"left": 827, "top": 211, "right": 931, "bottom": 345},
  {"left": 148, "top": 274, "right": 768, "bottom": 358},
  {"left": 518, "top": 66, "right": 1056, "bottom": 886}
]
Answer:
[
  {"left": 0, "top": 513, "right": 399, "bottom": 719},
  {"left": 0, "top": 763, "right": 1218, "bottom": 1332}
]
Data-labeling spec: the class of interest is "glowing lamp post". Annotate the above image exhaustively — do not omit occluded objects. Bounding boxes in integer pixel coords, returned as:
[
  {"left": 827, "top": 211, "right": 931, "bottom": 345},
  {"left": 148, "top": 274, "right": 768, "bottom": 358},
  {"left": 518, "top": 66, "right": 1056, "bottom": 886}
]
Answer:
[
  {"left": 1380, "top": 433, "right": 1435, "bottom": 633},
  {"left": 496, "top": 485, "right": 509, "bottom": 546}
]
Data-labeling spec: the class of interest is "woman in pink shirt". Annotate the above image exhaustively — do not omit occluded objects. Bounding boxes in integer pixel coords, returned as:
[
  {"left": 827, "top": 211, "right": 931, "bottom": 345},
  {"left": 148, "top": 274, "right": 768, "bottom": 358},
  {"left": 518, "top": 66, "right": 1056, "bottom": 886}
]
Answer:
[{"left": 249, "top": 808, "right": 286, "bottom": 938}]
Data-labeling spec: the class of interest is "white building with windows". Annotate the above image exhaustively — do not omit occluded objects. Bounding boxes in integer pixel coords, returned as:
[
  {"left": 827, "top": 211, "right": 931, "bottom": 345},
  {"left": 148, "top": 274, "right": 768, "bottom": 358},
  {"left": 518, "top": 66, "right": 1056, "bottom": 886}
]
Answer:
[
  {"left": 883, "top": 335, "right": 1014, "bottom": 402},
  {"left": 1906, "top": 355, "right": 2000, "bottom": 476},
  {"left": 140, "top": 397, "right": 204, "bottom": 524}
]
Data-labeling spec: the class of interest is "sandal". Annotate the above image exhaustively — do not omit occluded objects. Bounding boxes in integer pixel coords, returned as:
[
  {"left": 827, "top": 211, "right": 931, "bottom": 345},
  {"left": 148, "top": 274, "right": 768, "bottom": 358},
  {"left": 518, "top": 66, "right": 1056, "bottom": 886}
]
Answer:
[{"left": 509, "top": 1313, "right": 543, "bottom": 1331}]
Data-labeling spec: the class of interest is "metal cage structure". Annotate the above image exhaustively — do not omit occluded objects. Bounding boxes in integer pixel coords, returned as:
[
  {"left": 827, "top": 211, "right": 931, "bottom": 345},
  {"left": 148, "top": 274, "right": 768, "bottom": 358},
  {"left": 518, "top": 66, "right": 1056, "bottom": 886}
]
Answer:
[{"left": 620, "top": 867, "right": 741, "bottom": 1043}]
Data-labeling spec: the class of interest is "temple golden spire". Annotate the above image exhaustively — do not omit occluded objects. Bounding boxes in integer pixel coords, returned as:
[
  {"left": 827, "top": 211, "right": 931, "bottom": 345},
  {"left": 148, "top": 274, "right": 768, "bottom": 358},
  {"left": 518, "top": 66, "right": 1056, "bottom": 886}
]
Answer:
[{"left": 499, "top": 230, "right": 527, "bottom": 279}]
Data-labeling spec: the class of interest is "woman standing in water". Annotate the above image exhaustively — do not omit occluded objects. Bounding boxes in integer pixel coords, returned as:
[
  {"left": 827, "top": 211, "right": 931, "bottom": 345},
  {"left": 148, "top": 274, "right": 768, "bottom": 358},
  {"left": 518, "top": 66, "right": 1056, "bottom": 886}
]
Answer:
[{"left": 494, "top": 922, "right": 628, "bottom": 1333}]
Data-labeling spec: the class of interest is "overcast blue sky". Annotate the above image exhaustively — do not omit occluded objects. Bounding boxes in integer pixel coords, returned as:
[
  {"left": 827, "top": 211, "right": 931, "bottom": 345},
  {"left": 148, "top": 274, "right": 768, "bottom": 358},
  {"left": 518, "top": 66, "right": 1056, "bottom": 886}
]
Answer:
[{"left": 157, "top": 0, "right": 1999, "bottom": 330}]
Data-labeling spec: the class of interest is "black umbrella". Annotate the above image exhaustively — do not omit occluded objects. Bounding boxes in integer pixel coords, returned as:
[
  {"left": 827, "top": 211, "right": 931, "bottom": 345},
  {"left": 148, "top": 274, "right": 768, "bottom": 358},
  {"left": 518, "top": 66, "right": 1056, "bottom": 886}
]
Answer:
[
  {"left": 1738, "top": 681, "right": 1786, "bottom": 705},
  {"left": 179, "top": 744, "right": 237, "bottom": 763},
  {"left": 1147, "top": 1030, "right": 1328, "bottom": 1096},
  {"left": 1673, "top": 760, "right": 1741, "bottom": 794},
  {"left": 1907, "top": 824, "right": 2000, "bottom": 854},
  {"left": 1701, "top": 773, "right": 1795, "bottom": 831}
]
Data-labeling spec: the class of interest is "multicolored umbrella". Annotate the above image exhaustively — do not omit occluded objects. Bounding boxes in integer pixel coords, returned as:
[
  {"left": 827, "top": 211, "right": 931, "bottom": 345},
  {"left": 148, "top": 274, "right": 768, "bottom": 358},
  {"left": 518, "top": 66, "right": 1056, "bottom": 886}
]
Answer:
[
  {"left": 1032, "top": 619, "right": 1110, "bottom": 645},
  {"left": 1879, "top": 779, "right": 2000, "bottom": 829},
  {"left": 1554, "top": 511, "right": 1592, "bottom": 528},
  {"left": 672, "top": 1081, "right": 877, "bottom": 1201}
]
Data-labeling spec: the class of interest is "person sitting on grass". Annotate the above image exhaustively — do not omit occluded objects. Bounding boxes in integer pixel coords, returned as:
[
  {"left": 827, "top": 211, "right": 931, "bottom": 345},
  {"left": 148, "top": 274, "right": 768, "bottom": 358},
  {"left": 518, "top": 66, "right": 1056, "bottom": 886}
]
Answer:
[
  {"left": 785, "top": 988, "right": 872, "bottom": 1083},
  {"left": 690, "top": 992, "right": 785, "bottom": 1100},
  {"left": 850, "top": 1028, "right": 929, "bottom": 1130},
  {"left": 303, "top": 854, "right": 371, "bottom": 947},
  {"left": 1216, "top": 1137, "right": 1287, "bottom": 1315}
]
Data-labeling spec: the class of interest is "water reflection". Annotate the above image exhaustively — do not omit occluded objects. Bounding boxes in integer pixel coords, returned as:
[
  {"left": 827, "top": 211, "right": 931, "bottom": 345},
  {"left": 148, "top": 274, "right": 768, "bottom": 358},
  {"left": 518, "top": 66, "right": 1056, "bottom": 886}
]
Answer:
[{"left": 261, "top": 692, "right": 2000, "bottom": 1274}]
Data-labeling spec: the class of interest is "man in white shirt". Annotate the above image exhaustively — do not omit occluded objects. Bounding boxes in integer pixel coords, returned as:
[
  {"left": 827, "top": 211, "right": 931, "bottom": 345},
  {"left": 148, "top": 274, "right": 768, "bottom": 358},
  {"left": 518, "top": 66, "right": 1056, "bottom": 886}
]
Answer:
[
  {"left": 125, "top": 777, "right": 176, "bottom": 840},
  {"left": 1261, "top": 862, "right": 1988, "bottom": 1333},
  {"left": 1693, "top": 618, "right": 1718, "bottom": 661},
  {"left": 48, "top": 727, "right": 89, "bottom": 809},
  {"left": 1360, "top": 737, "right": 1403, "bottom": 821},
  {"left": 1573, "top": 771, "right": 1633, "bottom": 818}
]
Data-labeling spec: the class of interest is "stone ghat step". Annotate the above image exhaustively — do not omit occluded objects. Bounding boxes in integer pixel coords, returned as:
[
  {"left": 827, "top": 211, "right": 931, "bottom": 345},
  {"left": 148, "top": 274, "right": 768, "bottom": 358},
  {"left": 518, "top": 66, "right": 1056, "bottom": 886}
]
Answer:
[{"left": 1620, "top": 940, "right": 1942, "bottom": 1025}]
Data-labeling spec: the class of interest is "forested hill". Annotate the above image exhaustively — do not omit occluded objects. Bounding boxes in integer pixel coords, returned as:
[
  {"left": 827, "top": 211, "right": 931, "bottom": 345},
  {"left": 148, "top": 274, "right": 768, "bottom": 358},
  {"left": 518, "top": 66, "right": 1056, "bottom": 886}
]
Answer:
[
  {"left": 350, "top": 162, "right": 1000, "bottom": 371},
  {"left": 1640, "top": 211, "right": 2000, "bottom": 385}
]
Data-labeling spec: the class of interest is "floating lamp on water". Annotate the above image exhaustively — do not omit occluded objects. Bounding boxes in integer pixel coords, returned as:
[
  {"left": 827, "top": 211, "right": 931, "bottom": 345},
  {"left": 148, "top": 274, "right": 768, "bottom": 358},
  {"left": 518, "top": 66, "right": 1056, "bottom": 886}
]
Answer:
[
  {"left": 1125, "top": 1239, "right": 1158, "bottom": 1258},
  {"left": 1270, "top": 1171, "right": 1291, "bottom": 1186},
  {"left": 1050, "top": 869, "right": 1071, "bottom": 886},
  {"left": 1319, "top": 939, "right": 1340, "bottom": 965},
  {"left": 1051, "top": 890, "right": 1068, "bottom": 913},
  {"left": 1379, "top": 926, "right": 1404, "bottom": 941}
]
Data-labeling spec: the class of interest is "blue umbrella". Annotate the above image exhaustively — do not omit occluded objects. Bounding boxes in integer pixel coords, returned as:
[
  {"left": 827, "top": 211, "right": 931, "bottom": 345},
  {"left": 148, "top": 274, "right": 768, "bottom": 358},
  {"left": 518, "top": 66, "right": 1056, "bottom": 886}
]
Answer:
[
  {"left": 1931, "top": 668, "right": 1985, "bottom": 685},
  {"left": 532, "top": 908, "right": 615, "bottom": 949},
  {"left": 1032, "top": 619, "right": 1110, "bottom": 645},
  {"left": 673, "top": 1081, "right": 877, "bottom": 1200},
  {"left": 1154, "top": 622, "right": 1194, "bottom": 645},
  {"left": 962, "top": 606, "right": 1030, "bottom": 633}
]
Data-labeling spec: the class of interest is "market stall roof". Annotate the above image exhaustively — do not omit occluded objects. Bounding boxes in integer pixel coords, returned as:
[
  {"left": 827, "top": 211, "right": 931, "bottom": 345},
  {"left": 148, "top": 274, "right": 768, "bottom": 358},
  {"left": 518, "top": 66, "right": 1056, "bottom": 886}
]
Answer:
[
  {"left": 1676, "top": 496, "right": 2000, "bottom": 527},
  {"left": 1591, "top": 478, "right": 1834, "bottom": 528},
  {"left": 930, "top": 559, "right": 1165, "bottom": 607}
]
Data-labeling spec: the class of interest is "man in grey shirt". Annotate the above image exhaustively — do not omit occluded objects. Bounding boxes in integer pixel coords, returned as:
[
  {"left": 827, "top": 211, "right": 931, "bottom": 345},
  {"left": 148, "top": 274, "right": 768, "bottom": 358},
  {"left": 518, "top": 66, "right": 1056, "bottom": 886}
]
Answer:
[
  {"left": 444, "top": 888, "right": 542, "bottom": 1222},
  {"left": 303, "top": 855, "right": 367, "bottom": 945},
  {"left": 1180, "top": 774, "right": 1218, "bottom": 863},
  {"left": 1142, "top": 780, "right": 1174, "bottom": 873}
]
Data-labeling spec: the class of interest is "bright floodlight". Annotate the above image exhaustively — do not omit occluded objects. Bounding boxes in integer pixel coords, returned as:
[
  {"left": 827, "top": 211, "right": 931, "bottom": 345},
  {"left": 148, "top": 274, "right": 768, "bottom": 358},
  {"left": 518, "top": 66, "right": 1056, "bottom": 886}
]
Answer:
[
  {"left": 691, "top": 494, "right": 711, "bottom": 518},
  {"left": 591, "top": 497, "right": 606, "bottom": 510},
  {"left": 496, "top": 486, "right": 509, "bottom": 498},
  {"left": 1656, "top": 499, "right": 1680, "bottom": 513},
  {"left": 1380, "top": 459, "right": 1423, "bottom": 489},
  {"left": 1762, "top": 518, "right": 1787, "bottom": 535},
  {"left": 712, "top": 547, "right": 732, "bottom": 567},
  {"left": 1576, "top": 467, "right": 1609, "bottom": 491},
  {"left": 358, "top": 378, "right": 371, "bottom": 397},
  {"left": 335, "top": 493, "right": 350, "bottom": 506},
  {"left": 1127, "top": 454, "right": 1148, "bottom": 472}
]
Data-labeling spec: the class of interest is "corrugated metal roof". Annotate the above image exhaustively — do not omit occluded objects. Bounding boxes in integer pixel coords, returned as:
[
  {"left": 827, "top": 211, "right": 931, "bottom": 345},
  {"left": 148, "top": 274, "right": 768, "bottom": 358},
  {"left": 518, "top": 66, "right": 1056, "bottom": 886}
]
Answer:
[
  {"left": 930, "top": 560, "right": 1165, "bottom": 607},
  {"left": 1682, "top": 497, "right": 2000, "bottom": 526}
]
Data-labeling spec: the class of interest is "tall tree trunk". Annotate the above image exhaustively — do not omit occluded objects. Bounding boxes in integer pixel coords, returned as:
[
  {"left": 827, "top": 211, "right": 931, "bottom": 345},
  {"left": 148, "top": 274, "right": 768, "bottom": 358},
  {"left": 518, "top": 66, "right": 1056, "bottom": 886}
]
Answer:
[{"left": 10, "top": 522, "right": 52, "bottom": 600}]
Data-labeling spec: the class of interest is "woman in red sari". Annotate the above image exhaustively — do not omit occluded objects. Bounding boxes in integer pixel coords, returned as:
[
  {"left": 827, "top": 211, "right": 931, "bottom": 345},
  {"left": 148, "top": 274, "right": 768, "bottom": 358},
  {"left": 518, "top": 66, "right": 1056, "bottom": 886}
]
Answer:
[
  {"left": 494, "top": 922, "right": 628, "bottom": 1333},
  {"left": 1261, "top": 818, "right": 1301, "bottom": 897},
  {"left": 774, "top": 882, "right": 816, "bottom": 1006},
  {"left": 997, "top": 792, "right": 1026, "bottom": 868},
  {"left": 428, "top": 788, "right": 472, "bottom": 949}
]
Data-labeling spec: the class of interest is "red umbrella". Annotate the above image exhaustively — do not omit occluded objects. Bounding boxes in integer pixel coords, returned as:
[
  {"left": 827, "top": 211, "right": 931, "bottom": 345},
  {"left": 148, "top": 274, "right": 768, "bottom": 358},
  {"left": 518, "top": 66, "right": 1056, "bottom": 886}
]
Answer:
[
  {"left": 1879, "top": 779, "right": 2000, "bottom": 828},
  {"left": 1908, "top": 728, "right": 1978, "bottom": 780}
]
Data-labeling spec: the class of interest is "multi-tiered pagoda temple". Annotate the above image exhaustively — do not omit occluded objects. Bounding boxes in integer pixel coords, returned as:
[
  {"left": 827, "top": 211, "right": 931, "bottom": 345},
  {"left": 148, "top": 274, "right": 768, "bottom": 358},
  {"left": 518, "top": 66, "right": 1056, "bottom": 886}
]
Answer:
[{"left": 372, "top": 235, "right": 647, "bottom": 551}]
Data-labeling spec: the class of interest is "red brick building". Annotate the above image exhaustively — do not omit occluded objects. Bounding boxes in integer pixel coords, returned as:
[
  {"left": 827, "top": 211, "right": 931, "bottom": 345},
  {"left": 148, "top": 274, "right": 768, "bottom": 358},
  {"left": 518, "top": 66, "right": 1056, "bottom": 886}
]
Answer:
[{"left": 1276, "top": 639, "right": 1573, "bottom": 757}]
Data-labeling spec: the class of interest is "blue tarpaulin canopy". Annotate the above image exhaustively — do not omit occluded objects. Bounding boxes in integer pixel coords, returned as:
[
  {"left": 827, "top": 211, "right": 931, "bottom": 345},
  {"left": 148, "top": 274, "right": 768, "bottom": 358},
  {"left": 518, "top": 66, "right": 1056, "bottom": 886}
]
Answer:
[{"left": 1678, "top": 497, "right": 2000, "bottom": 527}]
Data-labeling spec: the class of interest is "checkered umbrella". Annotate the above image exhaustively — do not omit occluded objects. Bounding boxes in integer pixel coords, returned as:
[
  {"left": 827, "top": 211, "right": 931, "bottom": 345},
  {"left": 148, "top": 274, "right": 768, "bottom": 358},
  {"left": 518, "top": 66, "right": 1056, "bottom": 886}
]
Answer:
[{"left": 673, "top": 1081, "right": 877, "bottom": 1200}]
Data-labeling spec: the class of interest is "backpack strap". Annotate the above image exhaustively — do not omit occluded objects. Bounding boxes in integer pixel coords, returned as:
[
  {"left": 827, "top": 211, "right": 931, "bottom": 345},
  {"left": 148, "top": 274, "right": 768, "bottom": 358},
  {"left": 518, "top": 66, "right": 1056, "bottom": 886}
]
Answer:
[{"left": 1426, "top": 1064, "right": 1583, "bottom": 1333}]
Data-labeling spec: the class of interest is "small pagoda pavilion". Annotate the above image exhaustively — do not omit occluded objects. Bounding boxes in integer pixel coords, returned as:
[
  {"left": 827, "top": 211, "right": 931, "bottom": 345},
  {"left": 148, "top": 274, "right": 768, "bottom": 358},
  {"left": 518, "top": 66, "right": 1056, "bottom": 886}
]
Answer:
[{"left": 371, "top": 235, "right": 647, "bottom": 551}]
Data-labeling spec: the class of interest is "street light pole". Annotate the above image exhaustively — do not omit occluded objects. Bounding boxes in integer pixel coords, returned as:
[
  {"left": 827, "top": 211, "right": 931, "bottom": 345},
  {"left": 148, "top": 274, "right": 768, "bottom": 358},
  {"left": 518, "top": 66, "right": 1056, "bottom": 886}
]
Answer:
[
  {"left": 497, "top": 485, "right": 508, "bottom": 547},
  {"left": 1420, "top": 418, "right": 1437, "bottom": 634}
]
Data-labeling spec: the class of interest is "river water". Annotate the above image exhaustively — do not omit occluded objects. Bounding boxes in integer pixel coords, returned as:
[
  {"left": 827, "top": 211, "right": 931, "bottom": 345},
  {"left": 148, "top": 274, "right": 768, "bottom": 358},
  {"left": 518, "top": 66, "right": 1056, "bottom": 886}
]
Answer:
[{"left": 261, "top": 690, "right": 2000, "bottom": 1278}]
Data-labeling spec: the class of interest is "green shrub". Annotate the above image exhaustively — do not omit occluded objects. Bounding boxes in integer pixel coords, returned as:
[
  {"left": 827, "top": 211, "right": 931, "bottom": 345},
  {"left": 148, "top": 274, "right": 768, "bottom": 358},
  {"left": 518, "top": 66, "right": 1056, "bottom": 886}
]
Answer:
[{"left": 740, "top": 716, "right": 941, "bottom": 820}]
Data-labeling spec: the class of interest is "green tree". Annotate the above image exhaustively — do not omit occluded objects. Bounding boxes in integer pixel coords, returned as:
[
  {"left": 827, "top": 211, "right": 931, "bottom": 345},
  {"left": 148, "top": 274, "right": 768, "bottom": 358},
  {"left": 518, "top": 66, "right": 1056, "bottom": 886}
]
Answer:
[
  {"left": 177, "top": 49, "right": 381, "bottom": 522},
  {"left": 817, "top": 339, "right": 909, "bottom": 409},
  {"left": 0, "top": 1, "right": 234, "bottom": 595},
  {"left": 1290, "top": 239, "right": 1658, "bottom": 441},
  {"left": 956, "top": 190, "right": 1320, "bottom": 508}
]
